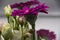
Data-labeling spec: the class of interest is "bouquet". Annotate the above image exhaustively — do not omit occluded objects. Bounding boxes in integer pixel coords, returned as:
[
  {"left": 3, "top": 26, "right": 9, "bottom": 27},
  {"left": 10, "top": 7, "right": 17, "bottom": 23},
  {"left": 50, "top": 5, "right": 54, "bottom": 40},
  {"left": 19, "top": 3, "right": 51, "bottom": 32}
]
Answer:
[{"left": 0, "top": 0, "right": 56, "bottom": 40}]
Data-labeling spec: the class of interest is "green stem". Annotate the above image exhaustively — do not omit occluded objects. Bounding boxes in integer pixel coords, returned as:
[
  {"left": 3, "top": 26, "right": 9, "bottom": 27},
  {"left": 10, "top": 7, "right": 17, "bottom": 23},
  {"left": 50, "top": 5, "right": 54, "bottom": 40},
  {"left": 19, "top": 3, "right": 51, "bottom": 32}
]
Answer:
[
  {"left": 0, "top": 31, "right": 1, "bottom": 35},
  {"left": 21, "top": 25, "right": 24, "bottom": 40},
  {"left": 13, "top": 19, "right": 16, "bottom": 29},
  {"left": 25, "top": 22, "right": 29, "bottom": 31},
  {"left": 32, "top": 24, "right": 35, "bottom": 40},
  {"left": 13, "top": 17, "right": 19, "bottom": 30},
  {"left": 0, "top": 31, "right": 1, "bottom": 40},
  {"left": 7, "top": 17, "right": 9, "bottom": 23}
]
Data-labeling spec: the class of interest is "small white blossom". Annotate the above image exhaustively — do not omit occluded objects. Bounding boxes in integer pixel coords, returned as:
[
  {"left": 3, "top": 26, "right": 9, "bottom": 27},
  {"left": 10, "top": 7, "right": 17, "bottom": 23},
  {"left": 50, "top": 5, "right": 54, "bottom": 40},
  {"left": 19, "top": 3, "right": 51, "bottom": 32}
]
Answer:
[{"left": 4, "top": 5, "right": 12, "bottom": 17}]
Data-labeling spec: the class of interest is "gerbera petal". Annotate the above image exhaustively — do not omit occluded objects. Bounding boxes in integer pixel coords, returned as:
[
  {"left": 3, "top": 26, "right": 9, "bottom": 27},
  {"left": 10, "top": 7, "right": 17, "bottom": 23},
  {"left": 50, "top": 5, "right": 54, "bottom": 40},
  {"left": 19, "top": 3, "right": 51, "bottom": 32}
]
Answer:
[{"left": 37, "top": 29, "right": 56, "bottom": 40}]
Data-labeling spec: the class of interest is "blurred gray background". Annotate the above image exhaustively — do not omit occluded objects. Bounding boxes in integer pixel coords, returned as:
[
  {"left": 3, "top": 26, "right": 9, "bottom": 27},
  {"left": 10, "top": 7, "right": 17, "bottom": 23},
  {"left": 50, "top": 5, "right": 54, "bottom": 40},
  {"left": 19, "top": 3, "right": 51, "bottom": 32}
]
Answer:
[{"left": 0, "top": 0, "right": 60, "bottom": 40}]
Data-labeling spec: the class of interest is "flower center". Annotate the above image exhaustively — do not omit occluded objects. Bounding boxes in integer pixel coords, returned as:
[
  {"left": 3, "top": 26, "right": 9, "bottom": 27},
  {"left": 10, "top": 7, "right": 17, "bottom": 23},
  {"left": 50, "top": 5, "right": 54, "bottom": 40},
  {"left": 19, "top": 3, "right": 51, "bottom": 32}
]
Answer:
[{"left": 25, "top": 10, "right": 29, "bottom": 13}]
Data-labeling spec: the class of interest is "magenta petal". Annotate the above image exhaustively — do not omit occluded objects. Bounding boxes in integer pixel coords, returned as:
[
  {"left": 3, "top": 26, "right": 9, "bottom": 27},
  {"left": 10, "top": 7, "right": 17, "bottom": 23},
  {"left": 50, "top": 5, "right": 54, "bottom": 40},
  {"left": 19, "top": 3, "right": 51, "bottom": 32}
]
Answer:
[
  {"left": 37, "top": 29, "right": 56, "bottom": 40},
  {"left": 30, "top": 8, "right": 35, "bottom": 12},
  {"left": 10, "top": 1, "right": 40, "bottom": 9},
  {"left": 40, "top": 3, "right": 49, "bottom": 9},
  {"left": 40, "top": 10, "right": 48, "bottom": 14},
  {"left": 32, "top": 11, "right": 38, "bottom": 15},
  {"left": 23, "top": 6, "right": 29, "bottom": 12},
  {"left": 23, "top": 6, "right": 29, "bottom": 14},
  {"left": 11, "top": 10, "right": 18, "bottom": 16},
  {"left": 10, "top": 3, "right": 19, "bottom": 9}
]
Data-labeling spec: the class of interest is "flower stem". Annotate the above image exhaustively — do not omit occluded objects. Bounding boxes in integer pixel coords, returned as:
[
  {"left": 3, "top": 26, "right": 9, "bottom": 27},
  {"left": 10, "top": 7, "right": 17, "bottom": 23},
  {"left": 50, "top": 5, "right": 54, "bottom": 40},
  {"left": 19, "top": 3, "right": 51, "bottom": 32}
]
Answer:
[
  {"left": 21, "top": 25, "right": 24, "bottom": 40},
  {"left": 32, "top": 24, "right": 35, "bottom": 40},
  {"left": 13, "top": 19, "right": 16, "bottom": 29},
  {"left": 0, "top": 31, "right": 1, "bottom": 39},
  {"left": 14, "top": 17, "right": 19, "bottom": 30},
  {"left": 7, "top": 17, "right": 9, "bottom": 23}
]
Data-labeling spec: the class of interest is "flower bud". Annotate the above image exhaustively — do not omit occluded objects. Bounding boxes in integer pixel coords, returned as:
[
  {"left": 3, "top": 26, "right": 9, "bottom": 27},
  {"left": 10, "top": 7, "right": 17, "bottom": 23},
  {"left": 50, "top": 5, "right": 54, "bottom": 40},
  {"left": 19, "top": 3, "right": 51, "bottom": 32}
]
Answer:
[
  {"left": 19, "top": 16, "right": 26, "bottom": 24},
  {"left": 24, "top": 32, "right": 31, "bottom": 38},
  {"left": 4, "top": 5, "right": 12, "bottom": 17}
]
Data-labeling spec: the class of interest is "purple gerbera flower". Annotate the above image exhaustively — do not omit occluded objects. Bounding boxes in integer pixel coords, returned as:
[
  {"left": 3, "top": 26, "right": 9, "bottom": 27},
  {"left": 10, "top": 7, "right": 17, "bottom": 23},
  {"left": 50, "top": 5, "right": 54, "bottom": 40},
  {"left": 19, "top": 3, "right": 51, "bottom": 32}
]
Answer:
[
  {"left": 37, "top": 29, "right": 56, "bottom": 40},
  {"left": 11, "top": 6, "right": 39, "bottom": 16},
  {"left": 11, "top": 1, "right": 49, "bottom": 16}
]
